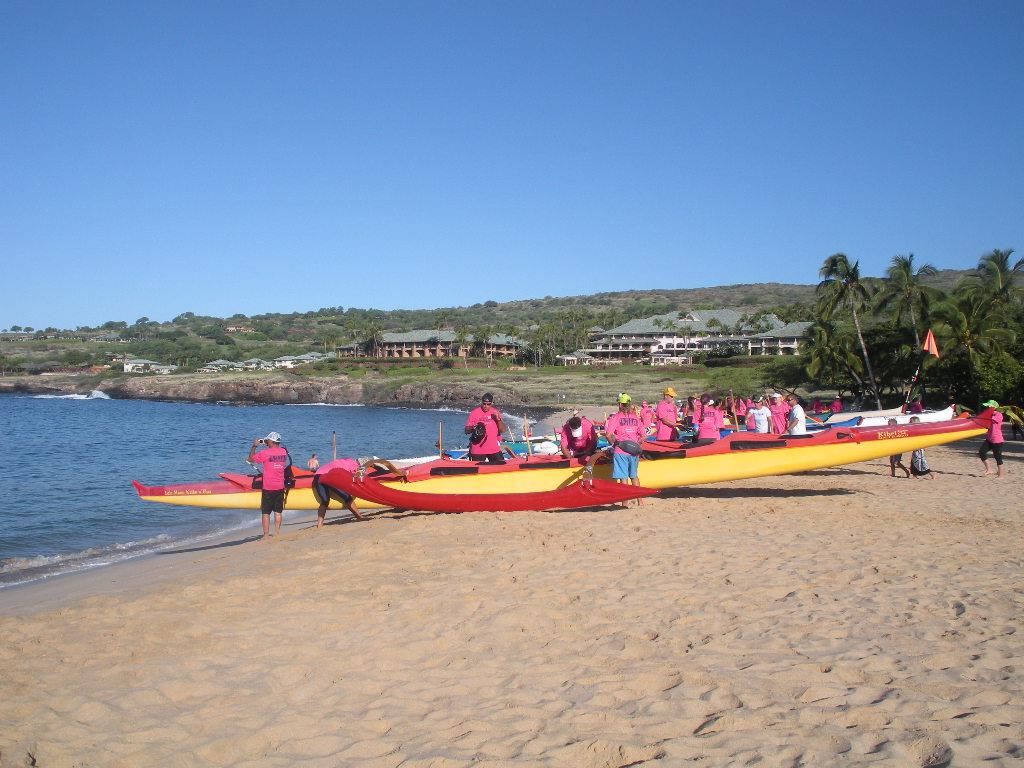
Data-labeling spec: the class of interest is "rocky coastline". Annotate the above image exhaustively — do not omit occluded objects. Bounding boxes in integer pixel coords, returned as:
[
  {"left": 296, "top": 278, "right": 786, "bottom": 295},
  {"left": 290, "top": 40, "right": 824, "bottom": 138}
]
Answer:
[{"left": 0, "top": 372, "right": 549, "bottom": 412}]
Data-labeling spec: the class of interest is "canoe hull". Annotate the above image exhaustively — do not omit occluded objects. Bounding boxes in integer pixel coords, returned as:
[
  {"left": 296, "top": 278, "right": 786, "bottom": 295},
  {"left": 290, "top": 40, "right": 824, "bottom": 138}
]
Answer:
[{"left": 134, "top": 413, "right": 992, "bottom": 511}]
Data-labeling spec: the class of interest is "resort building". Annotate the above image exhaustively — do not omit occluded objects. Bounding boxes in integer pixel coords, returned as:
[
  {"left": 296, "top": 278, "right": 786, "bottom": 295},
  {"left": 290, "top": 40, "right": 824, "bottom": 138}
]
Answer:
[
  {"left": 366, "top": 331, "right": 524, "bottom": 361},
  {"left": 122, "top": 358, "right": 178, "bottom": 374},
  {"left": 581, "top": 310, "right": 811, "bottom": 365}
]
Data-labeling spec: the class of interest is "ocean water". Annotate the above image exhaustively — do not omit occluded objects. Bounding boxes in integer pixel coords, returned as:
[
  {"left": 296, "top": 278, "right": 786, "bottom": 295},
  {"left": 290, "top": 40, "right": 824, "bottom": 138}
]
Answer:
[{"left": 1, "top": 393, "right": 516, "bottom": 587}]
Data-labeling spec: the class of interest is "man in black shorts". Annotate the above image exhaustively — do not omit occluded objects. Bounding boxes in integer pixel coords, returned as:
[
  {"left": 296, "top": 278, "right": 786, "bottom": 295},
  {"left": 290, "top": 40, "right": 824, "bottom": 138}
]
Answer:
[{"left": 248, "top": 432, "right": 291, "bottom": 540}]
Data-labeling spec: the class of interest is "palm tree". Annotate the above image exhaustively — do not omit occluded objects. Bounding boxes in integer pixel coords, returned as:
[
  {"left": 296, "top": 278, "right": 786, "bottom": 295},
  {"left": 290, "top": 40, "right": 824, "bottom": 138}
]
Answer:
[
  {"left": 453, "top": 323, "right": 471, "bottom": 368},
  {"left": 360, "top": 320, "right": 384, "bottom": 358},
  {"left": 933, "top": 294, "right": 1016, "bottom": 374},
  {"left": 961, "top": 248, "right": 1023, "bottom": 313},
  {"left": 875, "top": 253, "right": 939, "bottom": 348},
  {"left": 804, "top": 320, "right": 865, "bottom": 397},
  {"left": 817, "top": 253, "right": 881, "bottom": 408}
]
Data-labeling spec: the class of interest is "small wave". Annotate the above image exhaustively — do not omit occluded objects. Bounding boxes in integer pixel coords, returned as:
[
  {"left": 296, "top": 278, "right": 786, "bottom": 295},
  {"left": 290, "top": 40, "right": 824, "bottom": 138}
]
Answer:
[
  {"left": 286, "top": 402, "right": 366, "bottom": 407},
  {"left": 32, "top": 389, "right": 111, "bottom": 400},
  {"left": 0, "top": 521, "right": 256, "bottom": 589}
]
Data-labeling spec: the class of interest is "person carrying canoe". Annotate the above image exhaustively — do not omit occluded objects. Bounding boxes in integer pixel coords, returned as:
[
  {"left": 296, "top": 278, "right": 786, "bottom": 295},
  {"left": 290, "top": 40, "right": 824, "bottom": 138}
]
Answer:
[
  {"left": 311, "top": 457, "right": 364, "bottom": 528},
  {"left": 655, "top": 387, "right": 680, "bottom": 441},
  {"left": 248, "top": 431, "right": 291, "bottom": 541},
  {"left": 559, "top": 415, "right": 599, "bottom": 459},
  {"left": 464, "top": 392, "right": 510, "bottom": 464},
  {"left": 605, "top": 393, "right": 645, "bottom": 501}
]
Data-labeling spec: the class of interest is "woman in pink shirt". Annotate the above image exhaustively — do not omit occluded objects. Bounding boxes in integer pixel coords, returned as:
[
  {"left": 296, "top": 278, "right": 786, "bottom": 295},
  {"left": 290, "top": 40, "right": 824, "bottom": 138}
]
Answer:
[
  {"left": 640, "top": 401, "right": 657, "bottom": 432},
  {"left": 768, "top": 393, "right": 789, "bottom": 435},
  {"left": 696, "top": 398, "right": 724, "bottom": 440},
  {"left": 978, "top": 399, "right": 1006, "bottom": 477}
]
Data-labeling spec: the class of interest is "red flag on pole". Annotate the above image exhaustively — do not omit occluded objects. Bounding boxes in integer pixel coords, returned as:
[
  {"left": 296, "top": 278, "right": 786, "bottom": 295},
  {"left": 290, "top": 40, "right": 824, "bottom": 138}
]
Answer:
[{"left": 923, "top": 329, "right": 940, "bottom": 358}]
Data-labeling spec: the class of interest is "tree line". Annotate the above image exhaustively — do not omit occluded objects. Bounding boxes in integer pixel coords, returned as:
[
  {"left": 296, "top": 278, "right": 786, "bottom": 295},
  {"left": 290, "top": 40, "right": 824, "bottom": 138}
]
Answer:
[{"left": 806, "top": 249, "right": 1022, "bottom": 409}]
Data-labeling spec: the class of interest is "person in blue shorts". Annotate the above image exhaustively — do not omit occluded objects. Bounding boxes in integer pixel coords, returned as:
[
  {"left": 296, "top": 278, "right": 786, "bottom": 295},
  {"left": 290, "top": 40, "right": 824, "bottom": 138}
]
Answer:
[{"left": 604, "top": 393, "right": 645, "bottom": 503}]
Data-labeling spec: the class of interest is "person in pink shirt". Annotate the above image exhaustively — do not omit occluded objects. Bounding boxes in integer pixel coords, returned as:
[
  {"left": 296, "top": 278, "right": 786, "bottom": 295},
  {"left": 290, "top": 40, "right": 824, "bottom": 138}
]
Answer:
[
  {"left": 733, "top": 392, "right": 748, "bottom": 420},
  {"left": 640, "top": 400, "right": 657, "bottom": 432},
  {"left": 559, "top": 415, "right": 599, "bottom": 459},
  {"left": 831, "top": 395, "right": 843, "bottom": 414},
  {"left": 696, "top": 398, "right": 724, "bottom": 440},
  {"left": 685, "top": 395, "right": 703, "bottom": 428},
  {"left": 464, "top": 392, "right": 510, "bottom": 464},
  {"left": 768, "top": 393, "right": 790, "bottom": 435},
  {"left": 978, "top": 399, "right": 1006, "bottom": 477},
  {"left": 312, "top": 457, "right": 365, "bottom": 528},
  {"left": 655, "top": 387, "right": 680, "bottom": 440},
  {"left": 605, "top": 393, "right": 646, "bottom": 500},
  {"left": 248, "top": 431, "right": 292, "bottom": 540}
]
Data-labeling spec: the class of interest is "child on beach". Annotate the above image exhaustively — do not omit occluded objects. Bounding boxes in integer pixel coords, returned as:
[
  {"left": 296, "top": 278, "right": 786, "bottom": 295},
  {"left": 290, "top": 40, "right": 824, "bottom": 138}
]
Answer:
[
  {"left": 908, "top": 416, "right": 934, "bottom": 479},
  {"left": 308, "top": 453, "right": 320, "bottom": 471},
  {"left": 887, "top": 419, "right": 910, "bottom": 478}
]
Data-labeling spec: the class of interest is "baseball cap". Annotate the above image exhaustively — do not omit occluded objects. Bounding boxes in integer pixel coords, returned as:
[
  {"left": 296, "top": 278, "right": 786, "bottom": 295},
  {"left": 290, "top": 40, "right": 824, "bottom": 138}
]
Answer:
[
  {"left": 264, "top": 431, "right": 282, "bottom": 443},
  {"left": 707, "top": 398, "right": 715, "bottom": 405},
  {"left": 618, "top": 393, "right": 632, "bottom": 404},
  {"left": 771, "top": 392, "right": 782, "bottom": 398},
  {"left": 663, "top": 387, "right": 677, "bottom": 397},
  {"left": 982, "top": 399, "right": 999, "bottom": 407}
]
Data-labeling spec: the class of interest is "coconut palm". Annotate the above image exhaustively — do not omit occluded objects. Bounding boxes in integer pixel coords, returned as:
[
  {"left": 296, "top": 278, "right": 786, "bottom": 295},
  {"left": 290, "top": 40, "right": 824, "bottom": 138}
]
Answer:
[
  {"left": 960, "top": 248, "right": 1023, "bottom": 313},
  {"left": 933, "top": 293, "right": 1016, "bottom": 374},
  {"left": 817, "top": 253, "right": 881, "bottom": 408},
  {"left": 804, "top": 319, "right": 865, "bottom": 397},
  {"left": 875, "top": 253, "right": 939, "bottom": 348}
]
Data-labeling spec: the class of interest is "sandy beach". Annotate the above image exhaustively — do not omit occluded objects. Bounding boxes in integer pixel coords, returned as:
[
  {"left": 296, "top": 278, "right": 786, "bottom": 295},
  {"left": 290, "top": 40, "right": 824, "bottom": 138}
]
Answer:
[{"left": 1, "top": 437, "right": 1021, "bottom": 767}]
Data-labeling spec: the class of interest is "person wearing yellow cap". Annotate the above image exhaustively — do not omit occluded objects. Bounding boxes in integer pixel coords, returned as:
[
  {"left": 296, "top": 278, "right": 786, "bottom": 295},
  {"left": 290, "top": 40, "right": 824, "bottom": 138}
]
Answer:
[
  {"left": 978, "top": 399, "right": 1006, "bottom": 478},
  {"left": 655, "top": 386, "right": 680, "bottom": 441}
]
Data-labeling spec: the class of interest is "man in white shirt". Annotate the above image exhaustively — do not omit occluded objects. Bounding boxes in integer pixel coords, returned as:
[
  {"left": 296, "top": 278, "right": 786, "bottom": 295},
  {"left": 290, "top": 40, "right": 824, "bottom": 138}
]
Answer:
[
  {"left": 748, "top": 397, "right": 772, "bottom": 434},
  {"left": 786, "top": 394, "right": 808, "bottom": 435}
]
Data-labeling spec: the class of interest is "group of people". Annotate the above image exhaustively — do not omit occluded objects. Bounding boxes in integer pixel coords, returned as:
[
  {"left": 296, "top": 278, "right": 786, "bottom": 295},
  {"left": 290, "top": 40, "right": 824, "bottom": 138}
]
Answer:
[
  {"left": 626, "top": 388, "right": 809, "bottom": 439},
  {"left": 244, "top": 390, "right": 1012, "bottom": 537}
]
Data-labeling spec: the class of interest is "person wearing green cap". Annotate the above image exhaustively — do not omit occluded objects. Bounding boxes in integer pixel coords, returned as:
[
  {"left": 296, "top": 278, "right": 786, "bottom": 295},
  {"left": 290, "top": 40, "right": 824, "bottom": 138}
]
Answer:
[
  {"left": 605, "top": 393, "right": 645, "bottom": 502},
  {"left": 979, "top": 400, "right": 1006, "bottom": 477}
]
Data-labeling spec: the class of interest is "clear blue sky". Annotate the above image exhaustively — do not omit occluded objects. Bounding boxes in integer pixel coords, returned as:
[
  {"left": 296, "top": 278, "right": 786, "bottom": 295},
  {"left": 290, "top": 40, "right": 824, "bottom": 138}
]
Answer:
[{"left": 3, "top": 1, "right": 1022, "bottom": 329}]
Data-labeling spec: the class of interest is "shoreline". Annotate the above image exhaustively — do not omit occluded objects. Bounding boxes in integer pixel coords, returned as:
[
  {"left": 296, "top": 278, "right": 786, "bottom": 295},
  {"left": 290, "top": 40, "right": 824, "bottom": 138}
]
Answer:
[{"left": 2, "top": 440, "right": 1020, "bottom": 765}]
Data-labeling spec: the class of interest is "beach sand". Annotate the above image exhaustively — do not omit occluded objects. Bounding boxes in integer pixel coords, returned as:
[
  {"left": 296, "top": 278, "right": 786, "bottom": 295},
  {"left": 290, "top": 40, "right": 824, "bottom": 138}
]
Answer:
[{"left": 1, "top": 438, "right": 1021, "bottom": 767}]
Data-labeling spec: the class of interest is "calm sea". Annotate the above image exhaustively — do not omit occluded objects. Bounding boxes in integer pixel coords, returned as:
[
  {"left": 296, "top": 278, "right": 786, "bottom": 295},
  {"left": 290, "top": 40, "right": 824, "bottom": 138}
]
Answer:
[{"left": 1, "top": 393, "right": 522, "bottom": 588}]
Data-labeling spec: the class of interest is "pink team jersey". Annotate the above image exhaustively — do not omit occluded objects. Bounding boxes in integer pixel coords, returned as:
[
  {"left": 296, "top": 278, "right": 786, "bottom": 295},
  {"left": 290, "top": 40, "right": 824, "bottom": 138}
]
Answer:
[
  {"left": 988, "top": 411, "right": 1005, "bottom": 444},
  {"left": 315, "top": 458, "right": 360, "bottom": 476},
  {"left": 466, "top": 406, "right": 504, "bottom": 454},
  {"left": 559, "top": 417, "right": 598, "bottom": 455},
  {"left": 697, "top": 406, "right": 723, "bottom": 440},
  {"left": 640, "top": 405, "right": 657, "bottom": 428},
  {"left": 605, "top": 411, "right": 645, "bottom": 455},
  {"left": 655, "top": 399, "right": 679, "bottom": 440},
  {"left": 251, "top": 446, "right": 289, "bottom": 491},
  {"left": 769, "top": 402, "right": 789, "bottom": 434}
]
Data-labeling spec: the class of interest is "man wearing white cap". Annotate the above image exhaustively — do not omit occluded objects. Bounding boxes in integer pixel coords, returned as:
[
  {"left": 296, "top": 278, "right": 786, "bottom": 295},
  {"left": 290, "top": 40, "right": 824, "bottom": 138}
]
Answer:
[{"left": 248, "top": 431, "right": 292, "bottom": 540}]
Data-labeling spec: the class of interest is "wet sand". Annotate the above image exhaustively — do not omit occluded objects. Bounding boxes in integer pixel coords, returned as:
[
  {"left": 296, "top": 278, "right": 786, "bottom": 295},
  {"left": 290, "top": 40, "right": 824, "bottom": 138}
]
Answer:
[{"left": 1, "top": 438, "right": 1021, "bottom": 767}]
